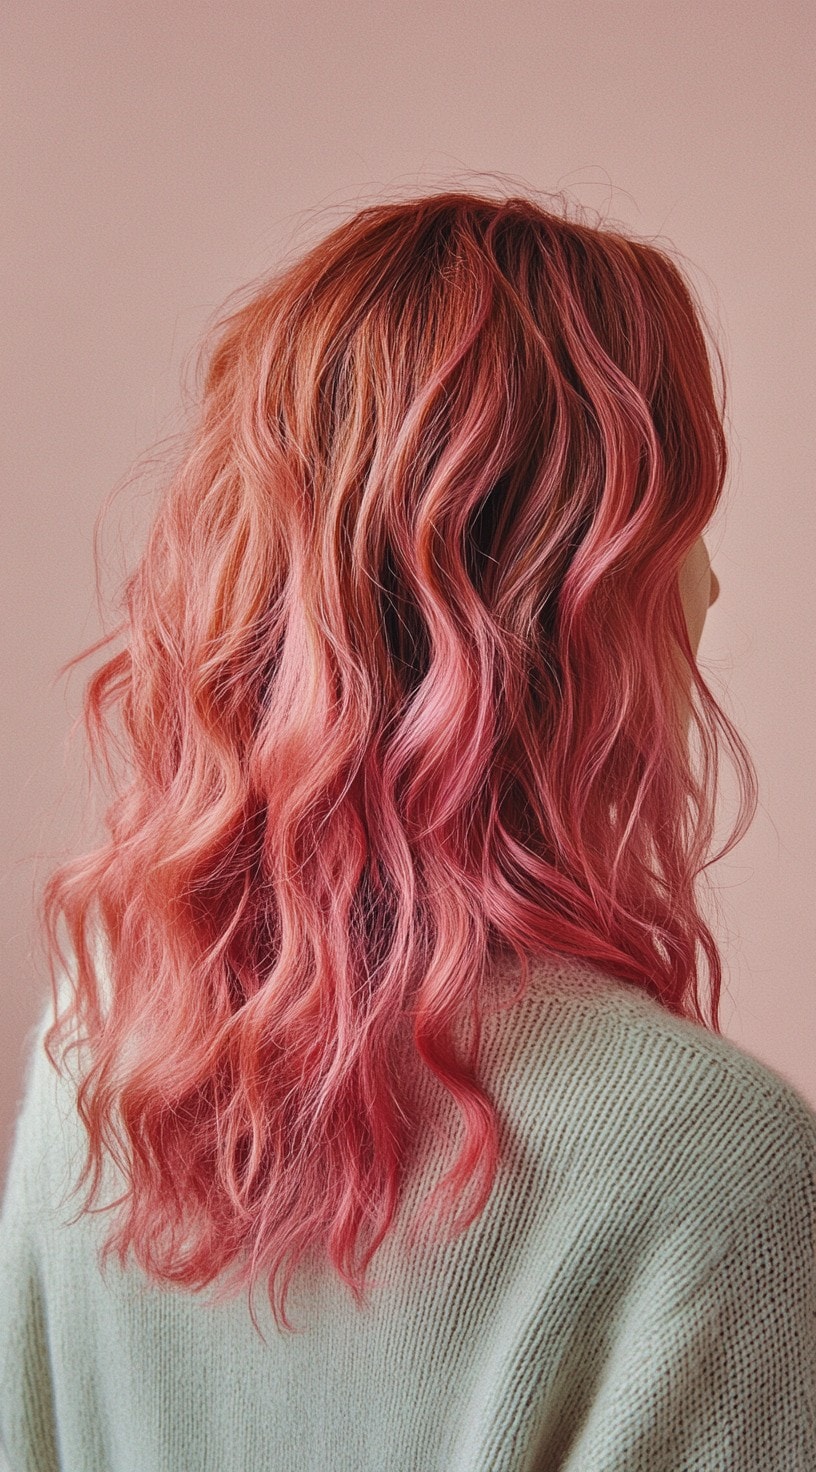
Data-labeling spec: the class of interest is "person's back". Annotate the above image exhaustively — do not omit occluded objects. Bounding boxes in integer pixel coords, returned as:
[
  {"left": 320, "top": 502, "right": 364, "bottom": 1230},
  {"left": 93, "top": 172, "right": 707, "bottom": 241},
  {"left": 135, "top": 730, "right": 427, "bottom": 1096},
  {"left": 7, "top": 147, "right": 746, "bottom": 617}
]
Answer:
[
  {"left": 2, "top": 950, "right": 815, "bottom": 1470},
  {"left": 2, "top": 188, "right": 814, "bottom": 1470}
]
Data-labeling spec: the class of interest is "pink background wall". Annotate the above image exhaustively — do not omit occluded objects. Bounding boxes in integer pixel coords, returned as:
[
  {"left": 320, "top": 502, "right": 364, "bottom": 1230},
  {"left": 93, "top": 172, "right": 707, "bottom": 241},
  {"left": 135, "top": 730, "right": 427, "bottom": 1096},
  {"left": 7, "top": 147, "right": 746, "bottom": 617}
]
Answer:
[{"left": 2, "top": 0, "right": 814, "bottom": 1179}]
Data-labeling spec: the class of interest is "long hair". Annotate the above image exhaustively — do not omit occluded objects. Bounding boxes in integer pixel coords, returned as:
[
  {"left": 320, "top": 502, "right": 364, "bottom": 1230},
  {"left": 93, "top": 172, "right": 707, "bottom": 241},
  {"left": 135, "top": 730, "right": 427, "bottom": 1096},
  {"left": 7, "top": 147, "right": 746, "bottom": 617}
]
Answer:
[{"left": 38, "top": 186, "right": 757, "bottom": 1339}]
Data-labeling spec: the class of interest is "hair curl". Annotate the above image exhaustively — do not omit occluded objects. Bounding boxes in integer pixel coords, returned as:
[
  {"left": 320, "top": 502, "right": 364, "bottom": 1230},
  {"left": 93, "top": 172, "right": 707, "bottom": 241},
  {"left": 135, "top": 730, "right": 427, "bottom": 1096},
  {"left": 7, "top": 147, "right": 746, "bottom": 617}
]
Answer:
[{"left": 39, "top": 185, "right": 757, "bottom": 1339}]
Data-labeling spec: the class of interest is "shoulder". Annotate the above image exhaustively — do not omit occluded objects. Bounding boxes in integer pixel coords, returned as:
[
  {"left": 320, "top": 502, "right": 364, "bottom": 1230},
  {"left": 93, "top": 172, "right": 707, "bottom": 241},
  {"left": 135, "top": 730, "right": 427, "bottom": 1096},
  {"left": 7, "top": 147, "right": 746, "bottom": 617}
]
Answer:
[
  {"left": 484, "top": 955, "right": 816, "bottom": 1240},
  {"left": 1, "top": 983, "right": 93, "bottom": 1234}
]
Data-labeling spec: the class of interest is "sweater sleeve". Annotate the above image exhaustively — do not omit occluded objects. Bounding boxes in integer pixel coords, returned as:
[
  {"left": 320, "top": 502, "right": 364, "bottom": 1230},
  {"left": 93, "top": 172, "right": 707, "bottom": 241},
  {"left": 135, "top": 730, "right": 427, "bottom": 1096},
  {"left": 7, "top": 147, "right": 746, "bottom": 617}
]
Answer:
[
  {"left": 560, "top": 1123, "right": 816, "bottom": 1470},
  {"left": 0, "top": 1002, "right": 62, "bottom": 1472}
]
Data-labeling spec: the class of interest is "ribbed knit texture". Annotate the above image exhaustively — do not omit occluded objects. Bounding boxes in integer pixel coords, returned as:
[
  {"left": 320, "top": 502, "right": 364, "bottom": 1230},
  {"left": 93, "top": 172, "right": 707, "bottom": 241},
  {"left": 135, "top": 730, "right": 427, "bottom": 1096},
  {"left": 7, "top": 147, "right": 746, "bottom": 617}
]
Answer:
[{"left": 1, "top": 953, "right": 815, "bottom": 1471}]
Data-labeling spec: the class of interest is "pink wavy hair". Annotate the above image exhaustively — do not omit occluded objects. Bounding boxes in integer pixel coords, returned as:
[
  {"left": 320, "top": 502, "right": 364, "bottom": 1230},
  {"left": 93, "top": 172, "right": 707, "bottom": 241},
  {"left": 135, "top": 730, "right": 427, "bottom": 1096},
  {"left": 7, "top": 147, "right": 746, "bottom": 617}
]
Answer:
[{"left": 39, "top": 186, "right": 757, "bottom": 1339}]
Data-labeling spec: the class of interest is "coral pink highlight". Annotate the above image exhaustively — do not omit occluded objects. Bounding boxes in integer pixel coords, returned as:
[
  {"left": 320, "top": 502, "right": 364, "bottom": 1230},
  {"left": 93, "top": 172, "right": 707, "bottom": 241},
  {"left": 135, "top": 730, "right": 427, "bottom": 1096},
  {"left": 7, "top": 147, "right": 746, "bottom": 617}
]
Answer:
[{"left": 39, "top": 187, "right": 757, "bottom": 1339}]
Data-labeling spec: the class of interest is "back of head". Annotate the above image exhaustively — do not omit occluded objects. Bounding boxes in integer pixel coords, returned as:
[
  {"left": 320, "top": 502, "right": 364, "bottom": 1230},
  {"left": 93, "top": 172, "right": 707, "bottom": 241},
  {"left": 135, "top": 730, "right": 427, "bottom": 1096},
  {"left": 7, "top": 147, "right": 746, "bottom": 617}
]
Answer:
[{"left": 38, "top": 186, "right": 757, "bottom": 1338}]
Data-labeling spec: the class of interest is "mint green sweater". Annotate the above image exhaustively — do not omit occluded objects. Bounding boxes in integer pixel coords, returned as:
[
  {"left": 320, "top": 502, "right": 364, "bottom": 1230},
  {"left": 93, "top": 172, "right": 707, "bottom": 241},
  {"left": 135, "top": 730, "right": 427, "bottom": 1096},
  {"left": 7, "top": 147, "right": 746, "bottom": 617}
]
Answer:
[{"left": 1, "top": 955, "right": 815, "bottom": 1471}]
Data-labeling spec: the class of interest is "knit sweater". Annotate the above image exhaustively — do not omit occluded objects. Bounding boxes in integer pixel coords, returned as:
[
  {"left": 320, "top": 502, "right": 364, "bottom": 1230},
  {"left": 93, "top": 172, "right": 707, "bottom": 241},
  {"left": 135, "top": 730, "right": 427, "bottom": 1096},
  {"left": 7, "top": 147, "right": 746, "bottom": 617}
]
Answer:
[{"left": 1, "top": 953, "right": 815, "bottom": 1471}]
